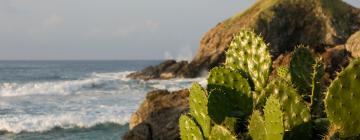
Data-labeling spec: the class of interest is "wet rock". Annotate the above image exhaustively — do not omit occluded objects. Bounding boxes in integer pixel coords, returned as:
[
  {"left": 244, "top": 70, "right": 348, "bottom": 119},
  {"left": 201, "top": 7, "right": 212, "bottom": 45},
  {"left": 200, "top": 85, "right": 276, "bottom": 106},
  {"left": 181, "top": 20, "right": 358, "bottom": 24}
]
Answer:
[{"left": 123, "top": 89, "right": 189, "bottom": 140}]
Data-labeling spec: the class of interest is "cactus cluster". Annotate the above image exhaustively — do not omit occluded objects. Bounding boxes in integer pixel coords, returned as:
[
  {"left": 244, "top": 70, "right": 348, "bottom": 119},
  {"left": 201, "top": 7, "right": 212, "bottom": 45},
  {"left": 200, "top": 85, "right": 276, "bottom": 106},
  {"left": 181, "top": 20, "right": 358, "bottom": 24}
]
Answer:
[{"left": 179, "top": 29, "right": 360, "bottom": 140}]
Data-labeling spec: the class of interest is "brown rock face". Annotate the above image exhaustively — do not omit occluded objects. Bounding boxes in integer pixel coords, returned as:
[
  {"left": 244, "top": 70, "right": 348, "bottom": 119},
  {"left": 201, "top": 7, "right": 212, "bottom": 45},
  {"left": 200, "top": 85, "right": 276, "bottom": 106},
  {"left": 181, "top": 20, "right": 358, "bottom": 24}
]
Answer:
[
  {"left": 128, "top": 0, "right": 360, "bottom": 80},
  {"left": 123, "top": 89, "right": 189, "bottom": 140},
  {"left": 346, "top": 30, "right": 360, "bottom": 58}
]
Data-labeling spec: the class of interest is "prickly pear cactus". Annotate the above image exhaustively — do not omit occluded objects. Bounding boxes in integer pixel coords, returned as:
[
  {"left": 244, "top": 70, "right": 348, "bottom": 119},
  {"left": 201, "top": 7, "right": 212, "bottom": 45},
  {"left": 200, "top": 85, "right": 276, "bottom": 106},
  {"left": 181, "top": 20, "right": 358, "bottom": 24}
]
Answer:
[
  {"left": 325, "top": 58, "right": 360, "bottom": 138},
  {"left": 249, "top": 95, "right": 284, "bottom": 140},
  {"left": 189, "top": 83, "right": 211, "bottom": 138},
  {"left": 209, "top": 125, "right": 237, "bottom": 140},
  {"left": 208, "top": 87, "right": 252, "bottom": 124},
  {"left": 249, "top": 111, "right": 266, "bottom": 140},
  {"left": 224, "top": 29, "right": 272, "bottom": 91},
  {"left": 207, "top": 67, "right": 251, "bottom": 96},
  {"left": 264, "top": 95, "right": 284, "bottom": 140},
  {"left": 222, "top": 117, "right": 237, "bottom": 133},
  {"left": 259, "top": 79, "right": 311, "bottom": 139},
  {"left": 179, "top": 115, "right": 204, "bottom": 140},
  {"left": 290, "top": 46, "right": 316, "bottom": 94},
  {"left": 310, "top": 59, "right": 325, "bottom": 118}
]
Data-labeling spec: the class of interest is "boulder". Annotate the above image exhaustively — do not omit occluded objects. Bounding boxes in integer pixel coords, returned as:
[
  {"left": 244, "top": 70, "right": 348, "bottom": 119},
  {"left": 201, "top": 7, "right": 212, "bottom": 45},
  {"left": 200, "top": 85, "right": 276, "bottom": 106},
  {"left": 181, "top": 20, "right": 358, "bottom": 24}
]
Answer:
[
  {"left": 127, "top": 60, "right": 189, "bottom": 80},
  {"left": 128, "top": 0, "right": 360, "bottom": 80},
  {"left": 346, "top": 30, "right": 360, "bottom": 58},
  {"left": 123, "top": 89, "right": 189, "bottom": 140}
]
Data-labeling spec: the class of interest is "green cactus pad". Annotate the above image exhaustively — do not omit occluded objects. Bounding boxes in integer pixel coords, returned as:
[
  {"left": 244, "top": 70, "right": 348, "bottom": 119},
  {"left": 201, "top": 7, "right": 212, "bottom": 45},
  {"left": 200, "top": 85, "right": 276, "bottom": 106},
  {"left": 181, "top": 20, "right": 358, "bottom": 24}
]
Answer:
[
  {"left": 311, "top": 59, "right": 325, "bottom": 118},
  {"left": 222, "top": 117, "right": 237, "bottom": 134},
  {"left": 207, "top": 67, "right": 251, "bottom": 97},
  {"left": 290, "top": 46, "right": 316, "bottom": 94},
  {"left": 189, "top": 83, "right": 211, "bottom": 138},
  {"left": 179, "top": 115, "right": 204, "bottom": 140},
  {"left": 208, "top": 88, "right": 253, "bottom": 124},
  {"left": 259, "top": 79, "right": 312, "bottom": 139},
  {"left": 249, "top": 111, "right": 266, "bottom": 140},
  {"left": 224, "top": 29, "right": 272, "bottom": 91},
  {"left": 209, "top": 125, "right": 237, "bottom": 140},
  {"left": 325, "top": 58, "right": 360, "bottom": 138},
  {"left": 264, "top": 94, "right": 284, "bottom": 140}
]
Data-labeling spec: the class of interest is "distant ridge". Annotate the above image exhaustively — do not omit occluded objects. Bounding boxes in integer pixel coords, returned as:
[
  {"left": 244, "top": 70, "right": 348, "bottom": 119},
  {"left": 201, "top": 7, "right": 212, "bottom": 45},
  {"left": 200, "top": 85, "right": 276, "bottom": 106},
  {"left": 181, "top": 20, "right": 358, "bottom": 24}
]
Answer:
[{"left": 128, "top": 0, "right": 360, "bottom": 80}]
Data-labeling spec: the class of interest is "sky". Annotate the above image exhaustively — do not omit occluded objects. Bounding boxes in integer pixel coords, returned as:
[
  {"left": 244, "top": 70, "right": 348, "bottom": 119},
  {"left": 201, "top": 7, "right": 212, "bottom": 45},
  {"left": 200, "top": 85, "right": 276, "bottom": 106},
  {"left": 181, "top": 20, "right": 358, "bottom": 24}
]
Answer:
[{"left": 0, "top": 0, "right": 359, "bottom": 60}]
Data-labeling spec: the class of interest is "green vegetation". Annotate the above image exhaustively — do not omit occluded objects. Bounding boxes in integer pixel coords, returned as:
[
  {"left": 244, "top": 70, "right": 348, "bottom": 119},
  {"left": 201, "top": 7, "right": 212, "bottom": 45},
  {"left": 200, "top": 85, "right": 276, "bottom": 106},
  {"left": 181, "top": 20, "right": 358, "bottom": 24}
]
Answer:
[{"left": 179, "top": 29, "right": 360, "bottom": 140}]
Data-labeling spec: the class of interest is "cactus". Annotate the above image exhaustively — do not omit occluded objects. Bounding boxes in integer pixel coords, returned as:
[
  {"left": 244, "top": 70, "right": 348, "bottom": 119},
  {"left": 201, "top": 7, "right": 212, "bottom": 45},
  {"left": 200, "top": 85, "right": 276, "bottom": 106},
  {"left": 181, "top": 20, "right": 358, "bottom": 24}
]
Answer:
[
  {"left": 290, "top": 46, "right": 316, "bottom": 94},
  {"left": 258, "top": 79, "right": 312, "bottom": 139},
  {"left": 310, "top": 59, "right": 325, "bottom": 118},
  {"left": 209, "top": 125, "right": 237, "bottom": 140},
  {"left": 264, "top": 95, "right": 284, "bottom": 140},
  {"left": 224, "top": 29, "right": 272, "bottom": 91},
  {"left": 207, "top": 67, "right": 251, "bottom": 96},
  {"left": 179, "top": 115, "right": 204, "bottom": 140},
  {"left": 222, "top": 117, "right": 237, "bottom": 133},
  {"left": 249, "top": 95, "right": 284, "bottom": 140},
  {"left": 276, "top": 65, "right": 291, "bottom": 81},
  {"left": 325, "top": 58, "right": 360, "bottom": 138},
  {"left": 189, "top": 83, "right": 211, "bottom": 138},
  {"left": 249, "top": 111, "right": 266, "bottom": 140},
  {"left": 208, "top": 87, "right": 252, "bottom": 124}
]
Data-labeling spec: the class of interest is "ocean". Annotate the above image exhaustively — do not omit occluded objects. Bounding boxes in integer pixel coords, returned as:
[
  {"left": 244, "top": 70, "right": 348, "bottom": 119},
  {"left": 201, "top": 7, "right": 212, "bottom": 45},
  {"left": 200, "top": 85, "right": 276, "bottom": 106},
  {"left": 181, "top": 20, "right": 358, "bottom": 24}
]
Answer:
[{"left": 0, "top": 61, "right": 205, "bottom": 140}]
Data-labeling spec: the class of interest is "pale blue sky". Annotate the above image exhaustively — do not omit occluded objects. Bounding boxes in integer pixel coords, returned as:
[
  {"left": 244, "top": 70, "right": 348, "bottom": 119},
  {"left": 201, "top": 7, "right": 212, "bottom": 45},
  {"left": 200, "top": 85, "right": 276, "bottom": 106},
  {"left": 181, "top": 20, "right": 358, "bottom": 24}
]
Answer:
[{"left": 0, "top": 0, "right": 359, "bottom": 60}]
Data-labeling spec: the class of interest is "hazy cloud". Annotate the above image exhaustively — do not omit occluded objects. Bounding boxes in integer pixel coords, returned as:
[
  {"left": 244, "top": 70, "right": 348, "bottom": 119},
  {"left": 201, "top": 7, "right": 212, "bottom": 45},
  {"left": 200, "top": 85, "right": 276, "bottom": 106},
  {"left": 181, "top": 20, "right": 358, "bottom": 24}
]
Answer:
[
  {"left": 116, "top": 20, "right": 160, "bottom": 37},
  {"left": 43, "top": 14, "right": 64, "bottom": 27}
]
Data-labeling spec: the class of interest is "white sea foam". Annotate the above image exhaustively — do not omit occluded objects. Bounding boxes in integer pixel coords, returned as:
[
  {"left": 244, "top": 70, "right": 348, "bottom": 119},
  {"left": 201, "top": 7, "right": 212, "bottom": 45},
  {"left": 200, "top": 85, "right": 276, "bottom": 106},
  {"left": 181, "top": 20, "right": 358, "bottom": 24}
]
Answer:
[
  {"left": 0, "top": 71, "right": 206, "bottom": 133},
  {"left": 0, "top": 106, "right": 132, "bottom": 133}
]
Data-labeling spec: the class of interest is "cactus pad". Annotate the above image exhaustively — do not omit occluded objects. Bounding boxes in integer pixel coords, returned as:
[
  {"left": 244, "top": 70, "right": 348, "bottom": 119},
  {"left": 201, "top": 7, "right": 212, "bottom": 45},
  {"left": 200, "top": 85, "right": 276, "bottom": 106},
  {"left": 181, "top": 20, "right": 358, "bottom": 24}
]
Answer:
[
  {"left": 259, "top": 79, "right": 311, "bottom": 138},
  {"left": 209, "top": 125, "right": 237, "bottom": 140},
  {"left": 208, "top": 88, "right": 253, "bottom": 124},
  {"left": 290, "top": 46, "right": 316, "bottom": 94},
  {"left": 179, "top": 115, "right": 204, "bottom": 140},
  {"left": 207, "top": 67, "right": 251, "bottom": 97},
  {"left": 224, "top": 29, "right": 272, "bottom": 91},
  {"left": 189, "top": 83, "right": 211, "bottom": 138},
  {"left": 311, "top": 59, "right": 325, "bottom": 118},
  {"left": 325, "top": 58, "right": 360, "bottom": 138},
  {"left": 249, "top": 111, "right": 266, "bottom": 140},
  {"left": 264, "top": 94, "right": 284, "bottom": 140}
]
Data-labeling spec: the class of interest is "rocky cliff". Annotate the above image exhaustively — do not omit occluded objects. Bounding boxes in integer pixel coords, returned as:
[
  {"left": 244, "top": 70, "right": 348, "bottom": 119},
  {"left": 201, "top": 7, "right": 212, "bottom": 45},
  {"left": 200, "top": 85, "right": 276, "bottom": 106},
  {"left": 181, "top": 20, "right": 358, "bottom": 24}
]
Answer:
[
  {"left": 124, "top": 0, "right": 360, "bottom": 139},
  {"left": 128, "top": 0, "right": 360, "bottom": 80}
]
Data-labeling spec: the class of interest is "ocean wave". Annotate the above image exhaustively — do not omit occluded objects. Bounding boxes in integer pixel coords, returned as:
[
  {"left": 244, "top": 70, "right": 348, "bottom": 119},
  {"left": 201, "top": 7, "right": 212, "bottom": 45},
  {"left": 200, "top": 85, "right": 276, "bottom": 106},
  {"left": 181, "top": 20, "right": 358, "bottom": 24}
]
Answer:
[
  {"left": 0, "top": 71, "right": 206, "bottom": 97},
  {"left": 0, "top": 71, "right": 133, "bottom": 97},
  {"left": 0, "top": 71, "right": 206, "bottom": 133},
  {"left": 0, "top": 105, "right": 131, "bottom": 133}
]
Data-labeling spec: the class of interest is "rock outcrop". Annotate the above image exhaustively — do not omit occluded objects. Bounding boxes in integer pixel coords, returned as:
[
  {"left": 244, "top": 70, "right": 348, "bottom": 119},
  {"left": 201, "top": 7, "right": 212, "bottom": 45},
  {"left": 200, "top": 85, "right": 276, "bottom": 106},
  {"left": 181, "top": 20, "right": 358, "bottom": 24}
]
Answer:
[
  {"left": 123, "top": 89, "right": 189, "bottom": 140},
  {"left": 128, "top": 0, "right": 360, "bottom": 80},
  {"left": 125, "top": 0, "right": 360, "bottom": 139},
  {"left": 346, "top": 30, "right": 360, "bottom": 58}
]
